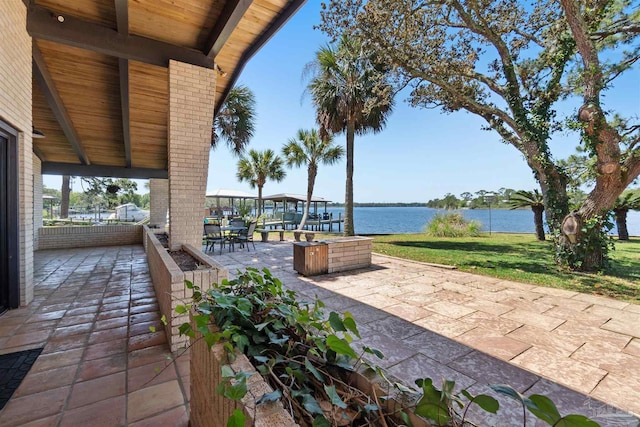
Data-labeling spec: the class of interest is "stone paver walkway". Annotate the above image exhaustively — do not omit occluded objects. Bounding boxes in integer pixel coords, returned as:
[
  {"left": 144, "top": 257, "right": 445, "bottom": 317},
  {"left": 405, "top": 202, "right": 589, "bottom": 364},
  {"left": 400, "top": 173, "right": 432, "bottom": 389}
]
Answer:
[
  {"left": 0, "top": 242, "right": 637, "bottom": 426},
  {"left": 0, "top": 246, "right": 189, "bottom": 427},
  {"left": 214, "top": 240, "right": 640, "bottom": 426}
]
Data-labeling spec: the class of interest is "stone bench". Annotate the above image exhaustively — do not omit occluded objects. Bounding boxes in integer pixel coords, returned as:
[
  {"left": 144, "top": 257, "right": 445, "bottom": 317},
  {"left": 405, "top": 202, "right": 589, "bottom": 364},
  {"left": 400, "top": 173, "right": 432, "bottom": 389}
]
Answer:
[{"left": 256, "top": 228, "right": 285, "bottom": 242}]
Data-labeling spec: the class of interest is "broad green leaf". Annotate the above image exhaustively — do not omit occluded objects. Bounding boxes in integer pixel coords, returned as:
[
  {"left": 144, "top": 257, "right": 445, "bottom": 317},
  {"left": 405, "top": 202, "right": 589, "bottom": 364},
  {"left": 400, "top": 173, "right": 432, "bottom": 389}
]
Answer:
[
  {"left": 223, "top": 379, "right": 247, "bottom": 400},
  {"left": 415, "top": 378, "right": 451, "bottom": 425},
  {"left": 473, "top": 394, "right": 500, "bottom": 414},
  {"left": 305, "top": 357, "right": 325, "bottom": 382},
  {"left": 175, "top": 304, "right": 188, "bottom": 314},
  {"left": 328, "top": 312, "right": 346, "bottom": 332},
  {"left": 220, "top": 365, "right": 234, "bottom": 378},
  {"left": 253, "top": 355, "right": 269, "bottom": 363},
  {"left": 343, "top": 316, "right": 360, "bottom": 338},
  {"left": 148, "top": 326, "right": 156, "bottom": 333},
  {"left": 226, "top": 409, "right": 245, "bottom": 427},
  {"left": 555, "top": 414, "right": 601, "bottom": 427},
  {"left": 326, "top": 335, "right": 357, "bottom": 359},
  {"left": 160, "top": 314, "right": 167, "bottom": 325},
  {"left": 398, "top": 410, "right": 413, "bottom": 427},
  {"left": 302, "top": 394, "right": 325, "bottom": 415},
  {"left": 312, "top": 415, "right": 331, "bottom": 427},
  {"left": 256, "top": 389, "right": 282, "bottom": 404},
  {"left": 254, "top": 321, "right": 272, "bottom": 331},
  {"left": 324, "top": 384, "right": 347, "bottom": 408},
  {"left": 527, "top": 394, "right": 561, "bottom": 425},
  {"left": 491, "top": 384, "right": 526, "bottom": 403}
]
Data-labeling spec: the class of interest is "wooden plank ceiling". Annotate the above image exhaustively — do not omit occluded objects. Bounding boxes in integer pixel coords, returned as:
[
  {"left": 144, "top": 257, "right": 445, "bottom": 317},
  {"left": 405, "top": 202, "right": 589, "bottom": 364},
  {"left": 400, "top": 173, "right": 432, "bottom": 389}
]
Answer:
[{"left": 28, "top": 0, "right": 305, "bottom": 178}]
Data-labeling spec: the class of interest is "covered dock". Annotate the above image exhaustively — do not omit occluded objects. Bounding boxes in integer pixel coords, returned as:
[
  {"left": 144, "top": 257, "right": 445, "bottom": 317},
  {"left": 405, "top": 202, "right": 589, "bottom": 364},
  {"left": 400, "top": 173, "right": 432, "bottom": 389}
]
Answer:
[
  {"left": 260, "top": 193, "right": 343, "bottom": 231},
  {"left": 205, "top": 189, "right": 257, "bottom": 217}
]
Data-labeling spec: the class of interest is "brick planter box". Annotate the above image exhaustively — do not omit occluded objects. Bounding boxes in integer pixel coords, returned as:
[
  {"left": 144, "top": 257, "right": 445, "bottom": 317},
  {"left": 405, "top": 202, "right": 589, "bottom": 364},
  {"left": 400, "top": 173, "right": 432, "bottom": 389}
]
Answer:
[
  {"left": 293, "top": 236, "right": 373, "bottom": 276},
  {"left": 190, "top": 323, "right": 431, "bottom": 427},
  {"left": 143, "top": 226, "right": 228, "bottom": 352},
  {"left": 190, "top": 325, "right": 298, "bottom": 427}
]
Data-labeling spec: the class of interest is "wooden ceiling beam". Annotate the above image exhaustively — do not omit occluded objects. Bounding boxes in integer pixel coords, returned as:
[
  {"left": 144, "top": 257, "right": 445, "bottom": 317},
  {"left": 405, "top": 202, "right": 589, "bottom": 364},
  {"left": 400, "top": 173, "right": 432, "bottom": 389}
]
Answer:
[
  {"left": 215, "top": 0, "right": 306, "bottom": 114},
  {"left": 115, "top": 0, "right": 132, "bottom": 168},
  {"left": 27, "top": 4, "right": 214, "bottom": 69},
  {"left": 32, "top": 45, "right": 91, "bottom": 166},
  {"left": 41, "top": 162, "right": 167, "bottom": 179},
  {"left": 204, "top": 0, "right": 253, "bottom": 58}
]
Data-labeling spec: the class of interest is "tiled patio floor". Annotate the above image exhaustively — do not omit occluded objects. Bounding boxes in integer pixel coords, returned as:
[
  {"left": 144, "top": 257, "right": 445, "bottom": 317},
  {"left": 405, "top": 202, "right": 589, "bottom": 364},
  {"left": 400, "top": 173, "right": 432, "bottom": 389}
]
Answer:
[
  {"left": 0, "top": 246, "right": 189, "bottom": 427},
  {"left": 215, "top": 240, "right": 640, "bottom": 426},
  {"left": 0, "top": 241, "right": 638, "bottom": 426}
]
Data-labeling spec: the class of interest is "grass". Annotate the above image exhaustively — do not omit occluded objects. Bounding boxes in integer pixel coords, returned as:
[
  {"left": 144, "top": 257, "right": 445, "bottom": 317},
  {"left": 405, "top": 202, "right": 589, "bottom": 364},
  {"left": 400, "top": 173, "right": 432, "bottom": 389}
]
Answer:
[{"left": 365, "top": 233, "right": 640, "bottom": 303}]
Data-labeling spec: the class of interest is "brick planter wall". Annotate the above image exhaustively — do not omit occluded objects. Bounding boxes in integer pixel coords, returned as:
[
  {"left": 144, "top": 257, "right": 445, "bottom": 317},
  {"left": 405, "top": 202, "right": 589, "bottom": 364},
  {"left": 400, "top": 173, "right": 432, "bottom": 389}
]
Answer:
[
  {"left": 190, "top": 326, "right": 298, "bottom": 427},
  {"left": 143, "top": 226, "right": 227, "bottom": 351},
  {"left": 326, "top": 236, "right": 372, "bottom": 273},
  {"left": 38, "top": 225, "right": 143, "bottom": 250}
]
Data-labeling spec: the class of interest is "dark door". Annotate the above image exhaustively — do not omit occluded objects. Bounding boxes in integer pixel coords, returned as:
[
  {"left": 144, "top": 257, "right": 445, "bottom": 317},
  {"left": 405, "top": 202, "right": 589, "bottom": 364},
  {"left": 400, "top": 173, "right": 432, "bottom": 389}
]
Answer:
[{"left": 0, "top": 123, "right": 20, "bottom": 312}]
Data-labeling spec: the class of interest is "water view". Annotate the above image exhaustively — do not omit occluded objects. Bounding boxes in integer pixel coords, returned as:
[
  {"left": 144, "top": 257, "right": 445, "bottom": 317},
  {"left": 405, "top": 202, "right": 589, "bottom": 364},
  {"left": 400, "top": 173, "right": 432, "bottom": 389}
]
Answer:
[{"left": 321, "top": 206, "right": 640, "bottom": 236}]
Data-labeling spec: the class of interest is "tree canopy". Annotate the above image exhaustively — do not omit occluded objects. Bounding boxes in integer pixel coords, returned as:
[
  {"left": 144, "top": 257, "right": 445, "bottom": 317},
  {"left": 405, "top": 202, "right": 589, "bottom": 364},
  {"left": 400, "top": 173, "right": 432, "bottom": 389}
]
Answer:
[{"left": 319, "top": 0, "right": 640, "bottom": 270}]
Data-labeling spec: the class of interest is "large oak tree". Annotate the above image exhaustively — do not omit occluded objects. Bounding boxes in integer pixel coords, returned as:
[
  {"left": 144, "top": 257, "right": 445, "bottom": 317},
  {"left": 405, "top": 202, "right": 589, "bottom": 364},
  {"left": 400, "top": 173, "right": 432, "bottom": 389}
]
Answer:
[{"left": 320, "top": 0, "right": 640, "bottom": 270}]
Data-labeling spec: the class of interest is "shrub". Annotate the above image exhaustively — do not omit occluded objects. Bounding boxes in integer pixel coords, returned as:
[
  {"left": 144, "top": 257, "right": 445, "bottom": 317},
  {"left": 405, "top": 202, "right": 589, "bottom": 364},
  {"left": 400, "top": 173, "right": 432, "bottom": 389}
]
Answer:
[{"left": 425, "top": 212, "right": 482, "bottom": 237}]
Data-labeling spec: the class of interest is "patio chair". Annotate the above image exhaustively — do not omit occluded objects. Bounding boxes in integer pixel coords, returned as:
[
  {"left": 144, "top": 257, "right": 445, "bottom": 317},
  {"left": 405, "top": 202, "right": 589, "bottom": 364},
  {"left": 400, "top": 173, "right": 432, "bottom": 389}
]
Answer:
[
  {"left": 204, "top": 224, "right": 228, "bottom": 255},
  {"left": 234, "top": 221, "right": 257, "bottom": 251}
]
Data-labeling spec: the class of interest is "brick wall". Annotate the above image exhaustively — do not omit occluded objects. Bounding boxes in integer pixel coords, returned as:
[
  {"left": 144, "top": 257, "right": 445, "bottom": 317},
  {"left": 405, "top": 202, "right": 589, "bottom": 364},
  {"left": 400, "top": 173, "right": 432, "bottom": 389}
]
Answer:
[
  {"left": 190, "top": 327, "right": 298, "bottom": 427},
  {"left": 143, "top": 227, "right": 227, "bottom": 351},
  {"left": 0, "top": 0, "right": 34, "bottom": 305},
  {"left": 167, "top": 60, "right": 216, "bottom": 251},
  {"left": 149, "top": 178, "right": 169, "bottom": 229},
  {"left": 327, "top": 237, "right": 372, "bottom": 273},
  {"left": 38, "top": 225, "right": 143, "bottom": 250},
  {"left": 33, "top": 154, "right": 42, "bottom": 251}
]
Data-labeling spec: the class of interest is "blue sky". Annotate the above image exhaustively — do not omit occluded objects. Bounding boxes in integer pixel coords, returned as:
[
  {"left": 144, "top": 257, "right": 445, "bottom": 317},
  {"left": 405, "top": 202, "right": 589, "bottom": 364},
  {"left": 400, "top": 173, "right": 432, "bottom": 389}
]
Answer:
[{"left": 44, "top": 2, "right": 639, "bottom": 203}]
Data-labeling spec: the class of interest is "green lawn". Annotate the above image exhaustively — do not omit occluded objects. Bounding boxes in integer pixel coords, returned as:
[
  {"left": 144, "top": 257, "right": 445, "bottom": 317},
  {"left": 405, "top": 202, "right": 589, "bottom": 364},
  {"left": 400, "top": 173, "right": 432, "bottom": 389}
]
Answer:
[{"left": 365, "top": 233, "right": 639, "bottom": 302}]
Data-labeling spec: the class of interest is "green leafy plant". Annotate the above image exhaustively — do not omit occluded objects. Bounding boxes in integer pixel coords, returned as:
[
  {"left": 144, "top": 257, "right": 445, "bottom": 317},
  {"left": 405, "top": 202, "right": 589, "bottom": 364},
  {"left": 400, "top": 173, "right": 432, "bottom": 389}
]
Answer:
[
  {"left": 424, "top": 212, "right": 482, "bottom": 238},
  {"left": 176, "top": 268, "right": 604, "bottom": 426},
  {"left": 178, "top": 268, "right": 405, "bottom": 426},
  {"left": 410, "top": 379, "right": 600, "bottom": 427}
]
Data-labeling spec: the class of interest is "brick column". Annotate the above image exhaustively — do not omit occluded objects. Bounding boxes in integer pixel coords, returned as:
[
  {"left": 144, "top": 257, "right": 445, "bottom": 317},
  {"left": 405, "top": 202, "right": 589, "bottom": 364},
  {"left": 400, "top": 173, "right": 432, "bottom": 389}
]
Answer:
[
  {"left": 167, "top": 60, "right": 216, "bottom": 250},
  {"left": 149, "top": 178, "right": 169, "bottom": 230},
  {"left": 0, "top": 0, "right": 34, "bottom": 306},
  {"left": 33, "top": 154, "right": 42, "bottom": 251}
]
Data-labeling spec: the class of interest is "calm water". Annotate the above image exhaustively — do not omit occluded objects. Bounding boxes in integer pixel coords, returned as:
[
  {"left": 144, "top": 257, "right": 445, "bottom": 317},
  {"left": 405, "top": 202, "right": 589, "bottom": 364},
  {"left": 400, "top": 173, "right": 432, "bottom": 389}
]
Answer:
[{"left": 320, "top": 206, "right": 640, "bottom": 236}]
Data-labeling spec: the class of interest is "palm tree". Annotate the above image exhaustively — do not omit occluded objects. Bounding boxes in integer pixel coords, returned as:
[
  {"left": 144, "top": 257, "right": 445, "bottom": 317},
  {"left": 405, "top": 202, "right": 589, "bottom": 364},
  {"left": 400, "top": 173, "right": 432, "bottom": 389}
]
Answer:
[
  {"left": 237, "top": 149, "right": 285, "bottom": 217},
  {"left": 613, "top": 190, "right": 640, "bottom": 241},
  {"left": 212, "top": 85, "right": 256, "bottom": 155},
  {"left": 60, "top": 175, "right": 71, "bottom": 218},
  {"left": 282, "top": 129, "right": 344, "bottom": 230},
  {"left": 306, "top": 35, "right": 394, "bottom": 236},
  {"left": 508, "top": 190, "right": 546, "bottom": 241}
]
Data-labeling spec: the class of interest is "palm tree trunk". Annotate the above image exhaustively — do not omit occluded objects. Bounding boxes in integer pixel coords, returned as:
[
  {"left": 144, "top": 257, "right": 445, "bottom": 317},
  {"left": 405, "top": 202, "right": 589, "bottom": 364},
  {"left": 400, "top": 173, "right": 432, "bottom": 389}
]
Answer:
[
  {"left": 344, "top": 121, "right": 355, "bottom": 236},
  {"left": 257, "top": 186, "right": 263, "bottom": 218},
  {"left": 299, "top": 164, "right": 317, "bottom": 231},
  {"left": 532, "top": 205, "right": 545, "bottom": 241},
  {"left": 614, "top": 209, "right": 629, "bottom": 241},
  {"left": 61, "top": 175, "right": 71, "bottom": 218}
]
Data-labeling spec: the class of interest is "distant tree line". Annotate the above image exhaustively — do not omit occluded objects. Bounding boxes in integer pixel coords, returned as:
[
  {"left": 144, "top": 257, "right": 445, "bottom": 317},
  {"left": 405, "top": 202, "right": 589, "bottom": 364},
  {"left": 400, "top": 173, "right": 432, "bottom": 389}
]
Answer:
[
  {"left": 426, "top": 189, "right": 518, "bottom": 210},
  {"left": 328, "top": 202, "right": 427, "bottom": 208}
]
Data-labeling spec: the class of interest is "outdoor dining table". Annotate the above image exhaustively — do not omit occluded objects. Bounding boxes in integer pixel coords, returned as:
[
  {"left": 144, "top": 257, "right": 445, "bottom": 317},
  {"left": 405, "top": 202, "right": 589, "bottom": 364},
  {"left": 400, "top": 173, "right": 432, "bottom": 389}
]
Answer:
[{"left": 221, "top": 225, "right": 247, "bottom": 251}]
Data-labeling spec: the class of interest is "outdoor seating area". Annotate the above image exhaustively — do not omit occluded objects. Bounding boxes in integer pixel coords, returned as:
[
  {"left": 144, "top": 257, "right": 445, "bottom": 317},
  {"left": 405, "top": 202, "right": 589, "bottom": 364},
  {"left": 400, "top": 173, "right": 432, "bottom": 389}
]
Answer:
[
  {"left": 203, "top": 221, "right": 257, "bottom": 254},
  {"left": 0, "top": 243, "right": 638, "bottom": 426}
]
